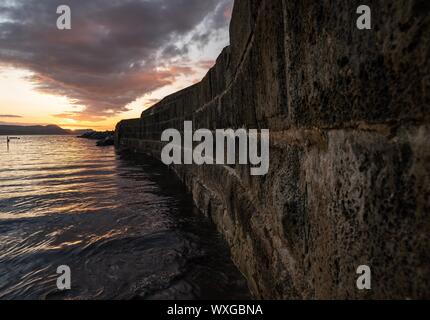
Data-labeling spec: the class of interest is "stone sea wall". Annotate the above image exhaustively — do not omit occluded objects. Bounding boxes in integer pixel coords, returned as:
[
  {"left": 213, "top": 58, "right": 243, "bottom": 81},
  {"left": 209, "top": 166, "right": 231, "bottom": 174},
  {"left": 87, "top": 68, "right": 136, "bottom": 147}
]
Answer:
[{"left": 115, "top": 0, "right": 429, "bottom": 299}]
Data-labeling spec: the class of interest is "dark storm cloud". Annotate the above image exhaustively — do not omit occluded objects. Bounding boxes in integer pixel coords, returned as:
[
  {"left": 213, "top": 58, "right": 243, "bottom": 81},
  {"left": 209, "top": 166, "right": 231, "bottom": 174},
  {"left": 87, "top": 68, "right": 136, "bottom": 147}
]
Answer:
[
  {"left": 0, "top": 0, "right": 232, "bottom": 121},
  {"left": 161, "top": 44, "right": 190, "bottom": 59}
]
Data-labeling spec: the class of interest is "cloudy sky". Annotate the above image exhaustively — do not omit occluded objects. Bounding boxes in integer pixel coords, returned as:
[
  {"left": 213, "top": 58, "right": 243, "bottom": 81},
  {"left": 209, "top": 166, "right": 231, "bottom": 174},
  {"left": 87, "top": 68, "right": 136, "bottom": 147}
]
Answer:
[{"left": 0, "top": 0, "right": 233, "bottom": 130}]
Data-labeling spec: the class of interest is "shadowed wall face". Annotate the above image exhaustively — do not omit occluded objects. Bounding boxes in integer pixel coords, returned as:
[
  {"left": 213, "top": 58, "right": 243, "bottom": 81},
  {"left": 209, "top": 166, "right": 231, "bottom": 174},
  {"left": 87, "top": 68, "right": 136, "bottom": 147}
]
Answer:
[{"left": 116, "top": 0, "right": 430, "bottom": 299}]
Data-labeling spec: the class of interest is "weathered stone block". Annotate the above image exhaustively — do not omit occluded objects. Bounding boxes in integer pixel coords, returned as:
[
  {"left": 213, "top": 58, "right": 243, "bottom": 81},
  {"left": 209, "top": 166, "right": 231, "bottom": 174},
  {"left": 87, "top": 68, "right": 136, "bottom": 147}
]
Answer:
[{"left": 115, "top": 0, "right": 430, "bottom": 300}]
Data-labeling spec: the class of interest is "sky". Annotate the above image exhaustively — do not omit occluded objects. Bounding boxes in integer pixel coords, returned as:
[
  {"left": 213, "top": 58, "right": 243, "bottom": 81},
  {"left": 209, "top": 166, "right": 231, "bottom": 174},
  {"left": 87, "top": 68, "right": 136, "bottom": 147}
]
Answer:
[{"left": 0, "top": 0, "right": 233, "bottom": 130}]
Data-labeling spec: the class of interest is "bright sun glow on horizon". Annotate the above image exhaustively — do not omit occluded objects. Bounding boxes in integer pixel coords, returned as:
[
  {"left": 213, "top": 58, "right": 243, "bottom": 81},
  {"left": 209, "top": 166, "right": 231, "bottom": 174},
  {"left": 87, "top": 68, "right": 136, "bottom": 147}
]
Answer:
[
  {"left": 0, "top": 41, "right": 224, "bottom": 131},
  {"left": 0, "top": 66, "right": 148, "bottom": 130},
  {"left": 0, "top": 0, "right": 231, "bottom": 131},
  {"left": 0, "top": 62, "right": 216, "bottom": 131}
]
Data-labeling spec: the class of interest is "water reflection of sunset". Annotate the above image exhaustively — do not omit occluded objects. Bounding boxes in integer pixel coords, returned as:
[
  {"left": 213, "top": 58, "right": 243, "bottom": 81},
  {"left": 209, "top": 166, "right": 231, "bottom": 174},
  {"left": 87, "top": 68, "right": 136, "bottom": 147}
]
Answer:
[{"left": 0, "top": 135, "right": 250, "bottom": 300}]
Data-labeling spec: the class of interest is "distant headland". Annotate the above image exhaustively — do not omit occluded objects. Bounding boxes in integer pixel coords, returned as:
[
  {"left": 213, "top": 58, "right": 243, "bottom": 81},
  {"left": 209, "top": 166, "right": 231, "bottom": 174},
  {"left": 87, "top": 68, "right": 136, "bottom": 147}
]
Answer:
[{"left": 0, "top": 124, "right": 92, "bottom": 136}]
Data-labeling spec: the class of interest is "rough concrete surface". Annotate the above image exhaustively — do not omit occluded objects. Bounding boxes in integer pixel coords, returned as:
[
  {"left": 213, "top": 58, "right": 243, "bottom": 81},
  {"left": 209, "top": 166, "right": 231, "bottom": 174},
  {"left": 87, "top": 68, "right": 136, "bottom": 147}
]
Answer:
[{"left": 115, "top": 0, "right": 429, "bottom": 299}]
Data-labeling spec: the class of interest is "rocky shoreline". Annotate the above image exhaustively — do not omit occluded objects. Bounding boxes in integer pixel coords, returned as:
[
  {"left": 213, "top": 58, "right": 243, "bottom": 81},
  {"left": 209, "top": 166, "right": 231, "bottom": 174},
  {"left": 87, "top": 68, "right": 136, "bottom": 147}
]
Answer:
[{"left": 78, "top": 131, "right": 114, "bottom": 146}]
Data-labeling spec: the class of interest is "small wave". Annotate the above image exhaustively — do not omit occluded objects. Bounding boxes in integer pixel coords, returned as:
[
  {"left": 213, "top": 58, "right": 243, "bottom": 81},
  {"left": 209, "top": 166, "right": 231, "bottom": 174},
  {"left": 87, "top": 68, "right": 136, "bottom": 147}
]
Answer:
[{"left": 0, "top": 136, "right": 250, "bottom": 300}]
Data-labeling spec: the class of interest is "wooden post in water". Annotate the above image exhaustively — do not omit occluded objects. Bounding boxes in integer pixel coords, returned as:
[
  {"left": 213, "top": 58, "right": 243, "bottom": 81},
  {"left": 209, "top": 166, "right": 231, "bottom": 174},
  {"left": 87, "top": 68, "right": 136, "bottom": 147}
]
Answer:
[{"left": 6, "top": 136, "right": 20, "bottom": 149}]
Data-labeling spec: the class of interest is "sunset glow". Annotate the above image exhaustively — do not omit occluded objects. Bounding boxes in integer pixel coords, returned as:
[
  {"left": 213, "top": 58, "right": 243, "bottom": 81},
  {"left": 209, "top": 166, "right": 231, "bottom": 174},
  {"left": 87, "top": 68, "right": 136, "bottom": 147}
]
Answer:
[{"left": 0, "top": 0, "right": 232, "bottom": 131}]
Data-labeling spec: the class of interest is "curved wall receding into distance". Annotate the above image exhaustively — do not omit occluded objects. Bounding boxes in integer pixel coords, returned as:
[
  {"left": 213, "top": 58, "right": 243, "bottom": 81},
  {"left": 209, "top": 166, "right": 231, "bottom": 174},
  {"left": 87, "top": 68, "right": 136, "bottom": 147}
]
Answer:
[{"left": 115, "top": 0, "right": 429, "bottom": 299}]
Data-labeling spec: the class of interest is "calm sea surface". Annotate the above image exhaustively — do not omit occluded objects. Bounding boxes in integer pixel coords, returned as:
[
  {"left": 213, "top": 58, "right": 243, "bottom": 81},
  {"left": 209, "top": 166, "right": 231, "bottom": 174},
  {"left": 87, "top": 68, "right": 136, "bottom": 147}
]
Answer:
[{"left": 0, "top": 136, "right": 250, "bottom": 300}]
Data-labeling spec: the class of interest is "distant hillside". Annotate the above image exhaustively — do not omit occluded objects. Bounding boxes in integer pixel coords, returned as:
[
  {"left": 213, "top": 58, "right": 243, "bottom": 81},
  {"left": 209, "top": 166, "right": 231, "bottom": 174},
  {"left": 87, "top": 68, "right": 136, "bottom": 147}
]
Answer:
[{"left": 0, "top": 124, "right": 72, "bottom": 135}]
